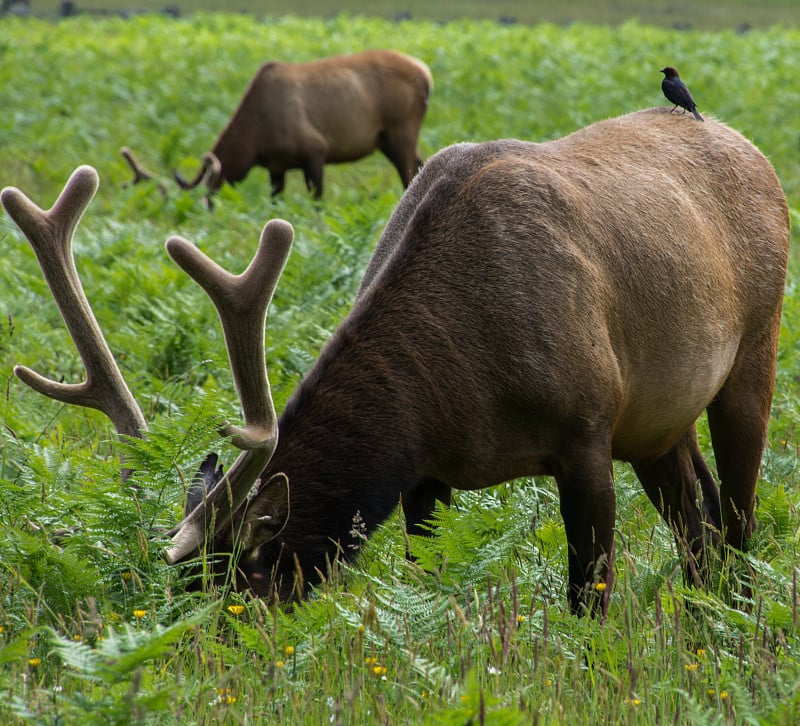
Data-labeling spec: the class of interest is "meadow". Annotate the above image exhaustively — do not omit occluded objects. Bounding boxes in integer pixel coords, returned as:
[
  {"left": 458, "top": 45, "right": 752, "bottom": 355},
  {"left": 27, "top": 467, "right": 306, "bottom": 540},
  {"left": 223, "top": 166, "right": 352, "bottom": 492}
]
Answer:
[{"left": 0, "top": 12, "right": 799, "bottom": 724}]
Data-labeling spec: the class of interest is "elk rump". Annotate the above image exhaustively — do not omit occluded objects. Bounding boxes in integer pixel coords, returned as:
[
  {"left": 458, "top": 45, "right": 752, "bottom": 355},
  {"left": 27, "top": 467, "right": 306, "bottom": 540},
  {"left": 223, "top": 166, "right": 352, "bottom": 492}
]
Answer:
[{"left": 169, "top": 49, "right": 433, "bottom": 199}]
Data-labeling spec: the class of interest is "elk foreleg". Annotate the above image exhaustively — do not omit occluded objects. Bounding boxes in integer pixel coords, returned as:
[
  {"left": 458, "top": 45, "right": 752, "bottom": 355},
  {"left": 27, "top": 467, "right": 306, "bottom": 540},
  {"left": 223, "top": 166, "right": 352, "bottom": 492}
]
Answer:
[
  {"left": 402, "top": 477, "right": 451, "bottom": 539},
  {"left": 270, "top": 170, "right": 286, "bottom": 197},
  {"left": 555, "top": 448, "right": 616, "bottom": 618}
]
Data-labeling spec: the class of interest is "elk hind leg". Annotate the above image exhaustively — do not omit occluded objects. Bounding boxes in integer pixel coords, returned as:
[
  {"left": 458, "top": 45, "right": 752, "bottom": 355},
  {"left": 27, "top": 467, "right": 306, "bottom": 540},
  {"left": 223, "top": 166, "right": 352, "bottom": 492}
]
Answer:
[
  {"left": 378, "top": 126, "right": 423, "bottom": 187},
  {"left": 631, "top": 427, "right": 722, "bottom": 588},
  {"left": 706, "top": 329, "right": 778, "bottom": 551}
]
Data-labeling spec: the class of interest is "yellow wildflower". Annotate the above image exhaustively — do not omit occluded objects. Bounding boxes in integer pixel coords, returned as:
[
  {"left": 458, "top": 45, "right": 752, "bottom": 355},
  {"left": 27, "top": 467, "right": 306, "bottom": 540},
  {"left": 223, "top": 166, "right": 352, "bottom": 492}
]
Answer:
[
  {"left": 227, "top": 605, "right": 245, "bottom": 616},
  {"left": 214, "top": 688, "right": 237, "bottom": 706},
  {"left": 28, "top": 658, "right": 41, "bottom": 667},
  {"left": 720, "top": 691, "right": 729, "bottom": 700},
  {"left": 133, "top": 609, "right": 147, "bottom": 619},
  {"left": 517, "top": 615, "right": 526, "bottom": 624},
  {"left": 373, "top": 665, "right": 388, "bottom": 677},
  {"left": 595, "top": 582, "right": 607, "bottom": 592},
  {"left": 364, "top": 656, "right": 378, "bottom": 665},
  {"left": 276, "top": 660, "right": 285, "bottom": 668},
  {"left": 685, "top": 663, "right": 699, "bottom": 672},
  {"left": 284, "top": 645, "right": 295, "bottom": 656},
  {"left": 696, "top": 648, "right": 706, "bottom": 658},
  {"left": 625, "top": 698, "right": 641, "bottom": 706}
]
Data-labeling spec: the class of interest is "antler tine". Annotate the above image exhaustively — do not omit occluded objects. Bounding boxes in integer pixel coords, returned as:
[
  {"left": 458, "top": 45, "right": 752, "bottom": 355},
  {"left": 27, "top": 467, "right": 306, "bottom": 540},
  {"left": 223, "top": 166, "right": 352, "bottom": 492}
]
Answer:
[
  {"left": 166, "top": 218, "right": 293, "bottom": 446},
  {"left": 163, "top": 219, "right": 294, "bottom": 564},
  {"left": 120, "top": 147, "right": 168, "bottom": 198},
  {"left": 120, "top": 146, "right": 156, "bottom": 184},
  {"left": 1, "top": 166, "right": 147, "bottom": 440},
  {"left": 172, "top": 153, "right": 217, "bottom": 191}
]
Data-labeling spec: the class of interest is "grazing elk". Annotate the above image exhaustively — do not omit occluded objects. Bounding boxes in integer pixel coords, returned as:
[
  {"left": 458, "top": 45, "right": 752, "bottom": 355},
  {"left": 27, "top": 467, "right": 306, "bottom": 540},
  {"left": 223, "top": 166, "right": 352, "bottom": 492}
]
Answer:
[
  {"left": 122, "top": 50, "right": 433, "bottom": 202},
  {"left": 3, "top": 108, "right": 788, "bottom": 617}
]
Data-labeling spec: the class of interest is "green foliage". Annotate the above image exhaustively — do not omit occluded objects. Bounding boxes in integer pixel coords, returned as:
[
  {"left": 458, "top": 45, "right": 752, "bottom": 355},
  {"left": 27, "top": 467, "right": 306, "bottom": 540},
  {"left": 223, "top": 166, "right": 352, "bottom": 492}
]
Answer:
[
  {"left": 0, "top": 12, "right": 799, "bottom": 725},
  {"left": 46, "top": 611, "right": 210, "bottom": 723}
]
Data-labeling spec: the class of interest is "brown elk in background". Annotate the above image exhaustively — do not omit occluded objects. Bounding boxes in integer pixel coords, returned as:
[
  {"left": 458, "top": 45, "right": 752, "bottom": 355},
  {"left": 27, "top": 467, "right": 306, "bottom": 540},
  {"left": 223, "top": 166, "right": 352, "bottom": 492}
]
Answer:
[
  {"left": 123, "top": 50, "right": 433, "bottom": 202},
  {"left": 3, "top": 108, "right": 789, "bottom": 617}
]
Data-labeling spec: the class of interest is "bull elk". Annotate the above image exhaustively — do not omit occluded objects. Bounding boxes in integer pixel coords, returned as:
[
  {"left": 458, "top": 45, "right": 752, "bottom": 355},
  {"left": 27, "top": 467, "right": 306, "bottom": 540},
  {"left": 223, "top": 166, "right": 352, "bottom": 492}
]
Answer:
[
  {"left": 3, "top": 108, "right": 789, "bottom": 616},
  {"left": 123, "top": 49, "right": 433, "bottom": 202}
]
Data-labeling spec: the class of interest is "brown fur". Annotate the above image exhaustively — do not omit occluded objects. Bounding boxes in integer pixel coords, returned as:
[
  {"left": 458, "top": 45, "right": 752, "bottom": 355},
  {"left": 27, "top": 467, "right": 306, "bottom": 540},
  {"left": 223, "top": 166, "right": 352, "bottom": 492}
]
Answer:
[
  {"left": 209, "top": 109, "right": 789, "bottom": 615},
  {"left": 172, "top": 49, "right": 433, "bottom": 198}
]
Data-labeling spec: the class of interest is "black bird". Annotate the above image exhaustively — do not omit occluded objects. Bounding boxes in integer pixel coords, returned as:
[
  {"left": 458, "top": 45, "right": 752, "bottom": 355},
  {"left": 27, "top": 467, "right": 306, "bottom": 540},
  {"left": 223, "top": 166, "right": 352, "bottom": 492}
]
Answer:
[{"left": 660, "top": 66, "right": 703, "bottom": 122}]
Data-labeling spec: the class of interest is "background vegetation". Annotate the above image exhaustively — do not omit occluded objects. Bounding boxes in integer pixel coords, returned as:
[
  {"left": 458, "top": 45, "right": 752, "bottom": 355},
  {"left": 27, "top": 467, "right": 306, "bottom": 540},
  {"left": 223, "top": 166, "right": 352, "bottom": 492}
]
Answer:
[
  {"left": 19, "top": 0, "right": 800, "bottom": 31},
  {"left": 0, "top": 9, "right": 799, "bottom": 724}
]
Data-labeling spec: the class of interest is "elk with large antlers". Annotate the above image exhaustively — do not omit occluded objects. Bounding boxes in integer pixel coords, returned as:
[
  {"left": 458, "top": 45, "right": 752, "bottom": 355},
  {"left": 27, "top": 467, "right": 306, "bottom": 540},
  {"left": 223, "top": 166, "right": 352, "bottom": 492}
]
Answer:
[
  {"left": 123, "top": 49, "right": 433, "bottom": 202},
  {"left": 3, "top": 108, "right": 789, "bottom": 616}
]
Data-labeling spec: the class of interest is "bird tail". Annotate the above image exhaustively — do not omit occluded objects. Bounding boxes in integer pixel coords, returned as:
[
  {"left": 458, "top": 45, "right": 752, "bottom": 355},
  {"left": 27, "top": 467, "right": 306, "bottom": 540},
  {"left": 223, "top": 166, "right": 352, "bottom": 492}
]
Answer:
[{"left": 692, "top": 108, "right": 704, "bottom": 122}]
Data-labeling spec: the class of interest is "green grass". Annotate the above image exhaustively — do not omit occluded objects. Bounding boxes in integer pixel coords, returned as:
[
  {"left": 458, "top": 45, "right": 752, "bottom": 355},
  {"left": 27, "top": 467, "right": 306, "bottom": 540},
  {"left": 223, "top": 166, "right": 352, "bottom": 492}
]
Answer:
[{"left": 1, "top": 13, "right": 800, "bottom": 724}]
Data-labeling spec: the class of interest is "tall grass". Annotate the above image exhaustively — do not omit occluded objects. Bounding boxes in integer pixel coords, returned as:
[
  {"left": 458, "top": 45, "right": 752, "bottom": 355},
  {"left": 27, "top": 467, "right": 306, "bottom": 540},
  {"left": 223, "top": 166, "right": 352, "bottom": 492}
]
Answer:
[{"left": 1, "top": 14, "right": 799, "bottom": 723}]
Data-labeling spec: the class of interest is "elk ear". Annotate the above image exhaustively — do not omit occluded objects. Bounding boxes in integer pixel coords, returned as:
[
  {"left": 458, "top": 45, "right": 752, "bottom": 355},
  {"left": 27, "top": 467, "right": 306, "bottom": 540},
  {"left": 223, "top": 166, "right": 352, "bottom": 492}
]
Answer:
[
  {"left": 185, "top": 452, "right": 224, "bottom": 515},
  {"left": 241, "top": 473, "right": 290, "bottom": 547}
]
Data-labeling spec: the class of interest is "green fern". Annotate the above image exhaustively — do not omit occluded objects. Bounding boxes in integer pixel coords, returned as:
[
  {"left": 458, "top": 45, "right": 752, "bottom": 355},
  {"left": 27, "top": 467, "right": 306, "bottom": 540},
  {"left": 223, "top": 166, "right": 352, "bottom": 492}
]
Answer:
[
  {"left": 51, "top": 611, "right": 208, "bottom": 683},
  {"left": 407, "top": 480, "right": 559, "bottom": 595},
  {"left": 44, "top": 605, "right": 213, "bottom": 724}
]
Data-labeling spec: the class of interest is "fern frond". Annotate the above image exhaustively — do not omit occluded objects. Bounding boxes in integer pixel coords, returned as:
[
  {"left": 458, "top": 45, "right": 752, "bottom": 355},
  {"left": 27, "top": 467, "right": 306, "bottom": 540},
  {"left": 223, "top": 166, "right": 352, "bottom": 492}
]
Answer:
[{"left": 48, "top": 603, "right": 214, "bottom": 685}]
